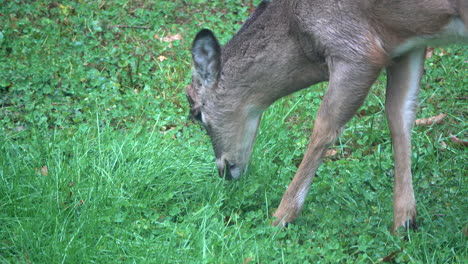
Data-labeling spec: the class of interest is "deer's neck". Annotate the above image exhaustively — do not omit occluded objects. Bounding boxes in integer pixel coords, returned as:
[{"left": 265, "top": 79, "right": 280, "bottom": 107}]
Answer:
[{"left": 219, "top": 1, "right": 328, "bottom": 110}]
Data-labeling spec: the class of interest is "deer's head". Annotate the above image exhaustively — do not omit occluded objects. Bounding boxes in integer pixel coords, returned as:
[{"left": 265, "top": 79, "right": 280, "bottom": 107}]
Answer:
[{"left": 187, "top": 29, "right": 263, "bottom": 180}]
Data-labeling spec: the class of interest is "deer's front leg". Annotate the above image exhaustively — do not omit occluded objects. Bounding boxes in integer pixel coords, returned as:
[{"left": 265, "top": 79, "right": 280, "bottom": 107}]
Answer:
[
  {"left": 385, "top": 47, "right": 426, "bottom": 233},
  {"left": 273, "top": 61, "right": 382, "bottom": 226}
]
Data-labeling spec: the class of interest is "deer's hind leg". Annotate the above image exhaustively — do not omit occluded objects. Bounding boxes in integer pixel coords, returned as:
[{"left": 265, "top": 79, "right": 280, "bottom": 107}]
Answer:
[{"left": 385, "top": 47, "right": 426, "bottom": 233}]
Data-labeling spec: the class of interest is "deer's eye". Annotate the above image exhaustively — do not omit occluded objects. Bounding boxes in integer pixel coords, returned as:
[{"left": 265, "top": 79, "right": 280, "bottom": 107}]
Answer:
[
  {"left": 189, "top": 106, "right": 201, "bottom": 121},
  {"left": 195, "top": 111, "right": 202, "bottom": 122}
]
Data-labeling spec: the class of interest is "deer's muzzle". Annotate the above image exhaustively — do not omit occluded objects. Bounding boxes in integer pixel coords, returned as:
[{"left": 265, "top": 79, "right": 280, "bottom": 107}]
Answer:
[{"left": 216, "top": 158, "right": 242, "bottom": 180}]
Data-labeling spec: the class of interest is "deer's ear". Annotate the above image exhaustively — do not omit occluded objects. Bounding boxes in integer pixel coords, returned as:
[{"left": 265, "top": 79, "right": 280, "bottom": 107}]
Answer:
[{"left": 191, "top": 29, "right": 221, "bottom": 88}]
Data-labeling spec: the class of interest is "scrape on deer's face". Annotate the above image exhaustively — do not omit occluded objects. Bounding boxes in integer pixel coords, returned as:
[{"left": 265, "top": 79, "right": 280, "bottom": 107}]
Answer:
[{"left": 187, "top": 29, "right": 261, "bottom": 180}]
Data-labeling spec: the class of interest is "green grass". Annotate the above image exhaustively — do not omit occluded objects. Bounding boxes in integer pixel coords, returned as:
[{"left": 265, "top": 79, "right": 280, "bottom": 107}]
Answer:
[{"left": 1, "top": 1, "right": 466, "bottom": 263}]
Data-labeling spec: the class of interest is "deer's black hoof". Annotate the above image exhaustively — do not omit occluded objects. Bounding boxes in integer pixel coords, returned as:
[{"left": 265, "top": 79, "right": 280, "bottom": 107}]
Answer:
[{"left": 404, "top": 218, "right": 417, "bottom": 231}]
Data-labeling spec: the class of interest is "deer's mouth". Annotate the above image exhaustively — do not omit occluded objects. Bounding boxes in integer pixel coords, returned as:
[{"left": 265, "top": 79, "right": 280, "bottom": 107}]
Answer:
[{"left": 216, "top": 158, "right": 242, "bottom": 180}]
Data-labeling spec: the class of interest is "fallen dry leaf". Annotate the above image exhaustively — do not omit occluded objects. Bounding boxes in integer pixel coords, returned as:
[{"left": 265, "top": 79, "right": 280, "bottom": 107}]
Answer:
[
  {"left": 325, "top": 149, "right": 337, "bottom": 157},
  {"left": 249, "top": 0, "right": 255, "bottom": 13},
  {"left": 357, "top": 109, "right": 367, "bottom": 117},
  {"left": 382, "top": 249, "right": 402, "bottom": 262},
  {"left": 415, "top": 113, "right": 446, "bottom": 126},
  {"left": 160, "top": 127, "right": 175, "bottom": 134},
  {"left": 157, "top": 55, "right": 167, "bottom": 62},
  {"left": 440, "top": 141, "right": 447, "bottom": 151},
  {"left": 162, "top": 33, "right": 182, "bottom": 42},
  {"left": 35, "top": 165, "right": 48, "bottom": 176},
  {"left": 243, "top": 257, "right": 252, "bottom": 264},
  {"left": 425, "top": 47, "right": 435, "bottom": 59},
  {"left": 450, "top": 134, "right": 468, "bottom": 146},
  {"left": 154, "top": 33, "right": 182, "bottom": 48},
  {"left": 437, "top": 49, "right": 449, "bottom": 57}
]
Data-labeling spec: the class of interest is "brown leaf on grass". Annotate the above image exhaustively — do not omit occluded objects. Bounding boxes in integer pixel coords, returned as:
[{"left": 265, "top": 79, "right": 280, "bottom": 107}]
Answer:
[
  {"left": 155, "top": 33, "right": 182, "bottom": 42},
  {"left": 325, "top": 149, "right": 337, "bottom": 157},
  {"left": 425, "top": 47, "right": 435, "bottom": 59},
  {"left": 160, "top": 126, "right": 175, "bottom": 134},
  {"left": 437, "top": 49, "right": 449, "bottom": 57},
  {"left": 162, "top": 33, "right": 182, "bottom": 42},
  {"left": 154, "top": 33, "right": 182, "bottom": 48},
  {"left": 440, "top": 141, "right": 447, "bottom": 151},
  {"left": 356, "top": 109, "right": 367, "bottom": 118},
  {"left": 382, "top": 249, "right": 402, "bottom": 262},
  {"left": 249, "top": 0, "right": 255, "bottom": 13},
  {"left": 415, "top": 113, "right": 446, "bottom": 126},
  {"left": 35, "top": 165, "right": 48, "bottom": 176},
  {"left": 450, "top": 134, "right": 468, "bottom": 146},
  {"left": 243, "top": 257, "right": 253, "bottom": 264},
  {"left": 157, "top": 55, "right": 167, "bottom": 62}
]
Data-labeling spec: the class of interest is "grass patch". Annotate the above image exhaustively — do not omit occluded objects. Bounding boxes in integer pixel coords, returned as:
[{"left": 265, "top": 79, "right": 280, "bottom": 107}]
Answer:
[{"left": 1, "top": 1, "right": 466, "bottom": 263}]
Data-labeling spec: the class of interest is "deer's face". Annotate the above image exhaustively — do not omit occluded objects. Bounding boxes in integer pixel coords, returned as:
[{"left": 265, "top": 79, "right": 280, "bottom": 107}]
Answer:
[{"left": 187, "top": 29, "right": 262, "bottom": 180}]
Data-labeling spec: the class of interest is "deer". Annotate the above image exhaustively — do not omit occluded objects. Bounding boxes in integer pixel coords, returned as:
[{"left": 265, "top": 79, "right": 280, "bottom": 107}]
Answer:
[{"left": 186, "top": 0, "right": 467, "bottom": 233}]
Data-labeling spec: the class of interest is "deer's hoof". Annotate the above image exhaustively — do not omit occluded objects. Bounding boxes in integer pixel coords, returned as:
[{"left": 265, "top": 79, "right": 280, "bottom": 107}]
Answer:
[
  {"left": 271, "top": 210, "right": 294, "bottom": 228},
  {"left": 271, "top": 217, "right": 289, "bottom": 228},
  {"left": 404, "top": 218, "right": 417, "bottom": 230},
  {"left": 392, "top": 216, "right": 417, "bottom": 236}
]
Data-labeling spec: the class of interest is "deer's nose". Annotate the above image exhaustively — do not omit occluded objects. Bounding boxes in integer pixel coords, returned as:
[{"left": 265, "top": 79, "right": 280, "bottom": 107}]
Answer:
[{"left": 227, "top": 163, "right": 242, "bottom": 179}]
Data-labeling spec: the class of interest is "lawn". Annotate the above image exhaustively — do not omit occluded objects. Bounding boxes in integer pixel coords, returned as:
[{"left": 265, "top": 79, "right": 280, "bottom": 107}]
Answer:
[{"left": 0, "top": 1, "right": 466, "bottom": 263}]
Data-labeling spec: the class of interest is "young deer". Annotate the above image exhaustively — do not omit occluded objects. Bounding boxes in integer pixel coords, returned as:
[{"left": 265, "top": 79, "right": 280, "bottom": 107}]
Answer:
[{"left": 186, "top": 0, "right": 467, "bottom": 233}]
